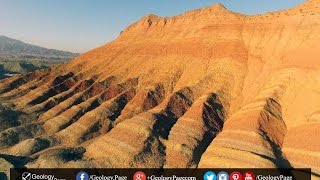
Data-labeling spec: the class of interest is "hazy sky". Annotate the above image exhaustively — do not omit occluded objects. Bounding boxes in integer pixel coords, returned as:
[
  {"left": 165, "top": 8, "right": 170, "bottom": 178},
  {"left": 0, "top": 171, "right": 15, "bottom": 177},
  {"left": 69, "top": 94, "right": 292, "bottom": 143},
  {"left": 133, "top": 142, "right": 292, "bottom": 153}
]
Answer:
[{"left": 0, "top": 0, "right": 306, "bottom": 53}]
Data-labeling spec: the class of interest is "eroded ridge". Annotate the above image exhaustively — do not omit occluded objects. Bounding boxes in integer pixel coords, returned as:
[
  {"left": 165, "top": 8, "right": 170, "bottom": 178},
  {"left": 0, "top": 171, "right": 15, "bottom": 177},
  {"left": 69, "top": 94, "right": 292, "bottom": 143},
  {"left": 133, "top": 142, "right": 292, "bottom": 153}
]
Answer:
[
  {"left": 85, "top": 87, "right": 196, "bottom": 168},
  {"left": 165, "top": 92, "right": 228, "bottom": 168},
  {"left": 0, "top": 0, "right": 319, "bottom": 176},
  {"left": 198, "top": 71, "right": 293, "bottom": 168}
]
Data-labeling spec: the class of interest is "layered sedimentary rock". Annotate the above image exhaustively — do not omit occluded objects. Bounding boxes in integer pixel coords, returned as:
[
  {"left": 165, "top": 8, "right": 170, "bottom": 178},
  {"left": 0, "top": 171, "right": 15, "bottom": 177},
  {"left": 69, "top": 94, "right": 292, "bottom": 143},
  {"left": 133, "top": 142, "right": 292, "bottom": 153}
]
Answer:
[{"left": 0, "top": 0, "right": 320, "bottom": 178}]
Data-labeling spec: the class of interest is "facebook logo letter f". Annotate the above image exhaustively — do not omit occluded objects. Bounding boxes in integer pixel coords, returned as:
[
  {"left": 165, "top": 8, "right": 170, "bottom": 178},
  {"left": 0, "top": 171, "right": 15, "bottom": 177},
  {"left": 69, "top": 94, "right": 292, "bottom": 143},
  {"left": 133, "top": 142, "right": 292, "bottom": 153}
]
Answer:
[{"left": 76, "top": 171, "right": 89, "bottom": 180}]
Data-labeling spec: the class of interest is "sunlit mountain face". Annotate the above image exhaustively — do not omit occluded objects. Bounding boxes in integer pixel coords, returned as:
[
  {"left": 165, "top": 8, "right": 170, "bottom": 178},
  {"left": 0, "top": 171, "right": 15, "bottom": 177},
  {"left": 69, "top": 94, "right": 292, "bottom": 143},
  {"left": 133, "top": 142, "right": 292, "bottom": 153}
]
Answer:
[{"left": 0, "top": 0, "right": 320, "bottom": 179}]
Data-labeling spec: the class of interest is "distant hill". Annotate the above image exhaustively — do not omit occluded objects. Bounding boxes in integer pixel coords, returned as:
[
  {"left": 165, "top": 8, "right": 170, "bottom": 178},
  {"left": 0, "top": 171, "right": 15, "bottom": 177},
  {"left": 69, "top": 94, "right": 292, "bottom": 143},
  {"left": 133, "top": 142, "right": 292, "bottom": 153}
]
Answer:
[
  {"left": 0, "top": 35, "right": 79, "bottom": 79},
  {"left": 0, "top": 35, "right": 78, "bottom": 60}
]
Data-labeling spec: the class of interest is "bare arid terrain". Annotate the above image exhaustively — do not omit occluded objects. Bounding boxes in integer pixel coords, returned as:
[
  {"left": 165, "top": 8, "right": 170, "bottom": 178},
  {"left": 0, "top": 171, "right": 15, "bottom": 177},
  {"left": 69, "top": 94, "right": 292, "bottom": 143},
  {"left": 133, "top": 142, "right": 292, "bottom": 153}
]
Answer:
[{"left": 0, "top": 0, "right": 320, "bottom": 179}]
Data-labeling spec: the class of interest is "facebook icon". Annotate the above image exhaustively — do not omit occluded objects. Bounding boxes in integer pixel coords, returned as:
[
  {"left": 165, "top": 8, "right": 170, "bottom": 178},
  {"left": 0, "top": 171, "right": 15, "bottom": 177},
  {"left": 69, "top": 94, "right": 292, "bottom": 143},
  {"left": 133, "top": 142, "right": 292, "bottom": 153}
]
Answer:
[{"left": 76, "top": 171, "right": 89, "bottom": 180}]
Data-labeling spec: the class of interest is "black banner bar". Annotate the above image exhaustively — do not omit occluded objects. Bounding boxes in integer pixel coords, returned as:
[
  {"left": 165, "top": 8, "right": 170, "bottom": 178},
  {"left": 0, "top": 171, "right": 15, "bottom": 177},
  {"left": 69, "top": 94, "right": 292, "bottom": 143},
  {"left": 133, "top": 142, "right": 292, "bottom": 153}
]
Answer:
[{"left": 8, "top": 168, "right": 311, "bottom": 180}]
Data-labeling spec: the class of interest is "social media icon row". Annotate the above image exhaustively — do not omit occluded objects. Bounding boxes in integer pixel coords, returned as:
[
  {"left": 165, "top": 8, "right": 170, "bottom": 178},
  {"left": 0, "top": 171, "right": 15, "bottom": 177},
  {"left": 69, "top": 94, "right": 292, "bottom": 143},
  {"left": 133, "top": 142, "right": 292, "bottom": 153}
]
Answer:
[
  {"left": 204, "top": 171, "right": 255, "bottom": 180},
  {"left": 204, "top": 171, "right": 228, "bottom": 180},
  {"left": 75, "top": 170, "right": 255, "bottom": 180}
]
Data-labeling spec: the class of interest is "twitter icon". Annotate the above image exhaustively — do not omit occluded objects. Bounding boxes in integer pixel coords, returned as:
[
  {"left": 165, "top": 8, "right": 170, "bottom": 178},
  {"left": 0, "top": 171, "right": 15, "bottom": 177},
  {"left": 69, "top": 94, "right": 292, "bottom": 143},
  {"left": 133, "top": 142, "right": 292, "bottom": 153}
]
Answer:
[{"left": 204, "top": 171, "right": 216, "bottom": 180}]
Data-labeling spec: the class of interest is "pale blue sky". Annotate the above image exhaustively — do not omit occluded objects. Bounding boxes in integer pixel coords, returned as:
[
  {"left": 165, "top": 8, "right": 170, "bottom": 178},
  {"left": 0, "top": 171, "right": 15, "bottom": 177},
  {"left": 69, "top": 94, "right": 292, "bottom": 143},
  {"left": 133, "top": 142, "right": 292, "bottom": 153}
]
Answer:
[{"left": 0, "top": 0, "right": 306, "bottom": 53}]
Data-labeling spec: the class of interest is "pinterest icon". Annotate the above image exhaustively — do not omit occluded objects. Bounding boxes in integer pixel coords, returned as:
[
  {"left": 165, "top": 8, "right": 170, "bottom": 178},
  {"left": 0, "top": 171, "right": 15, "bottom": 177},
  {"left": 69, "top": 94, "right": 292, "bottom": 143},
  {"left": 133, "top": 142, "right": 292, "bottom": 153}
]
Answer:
[{"left": 230, "top": 172, "right": 242, "bottom": 180}]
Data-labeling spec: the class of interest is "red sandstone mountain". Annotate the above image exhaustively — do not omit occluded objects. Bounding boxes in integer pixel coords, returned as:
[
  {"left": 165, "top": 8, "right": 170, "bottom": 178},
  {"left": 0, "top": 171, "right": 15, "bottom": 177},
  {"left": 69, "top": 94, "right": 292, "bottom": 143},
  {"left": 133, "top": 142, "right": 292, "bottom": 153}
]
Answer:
[{"left": 0, "top": 1, "right": 320, "bottom": 179}]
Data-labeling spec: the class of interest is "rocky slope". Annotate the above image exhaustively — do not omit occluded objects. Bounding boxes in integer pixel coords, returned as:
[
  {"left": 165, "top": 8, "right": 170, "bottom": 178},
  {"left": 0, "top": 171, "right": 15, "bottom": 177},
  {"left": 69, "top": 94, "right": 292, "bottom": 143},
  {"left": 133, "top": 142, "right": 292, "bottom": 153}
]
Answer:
[{"left": 0, "top": 0, "right": 319, "bottom": 179}]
